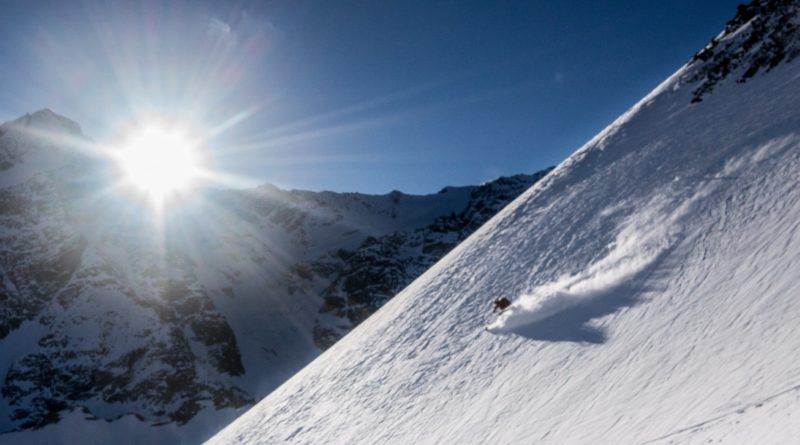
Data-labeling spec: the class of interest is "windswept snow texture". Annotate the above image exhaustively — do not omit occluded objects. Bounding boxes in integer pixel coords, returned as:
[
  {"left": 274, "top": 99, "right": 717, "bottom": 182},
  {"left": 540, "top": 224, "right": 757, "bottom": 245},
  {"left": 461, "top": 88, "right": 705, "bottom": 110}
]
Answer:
[
  {"left": 487, "top": 191, "right": 693, "bottom": 335},
  {"left": 208, "top": 8, "right": 800, "bottom": 445}
]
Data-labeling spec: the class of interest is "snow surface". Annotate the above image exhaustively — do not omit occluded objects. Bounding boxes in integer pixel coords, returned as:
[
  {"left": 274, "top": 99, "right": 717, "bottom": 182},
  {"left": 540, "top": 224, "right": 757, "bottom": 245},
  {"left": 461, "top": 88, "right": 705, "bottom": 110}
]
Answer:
[
  {"left": 207, "top": 40, "right": 800, "bottom": 445},
  {"left": 0, "top": 407, "right": 242, "bottom": 445}
]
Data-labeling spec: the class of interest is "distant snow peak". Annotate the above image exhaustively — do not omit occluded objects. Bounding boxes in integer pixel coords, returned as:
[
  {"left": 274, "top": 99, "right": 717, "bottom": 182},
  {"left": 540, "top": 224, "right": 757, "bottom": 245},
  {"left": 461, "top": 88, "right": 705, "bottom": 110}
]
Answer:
[{"left": 10, "top": 108, "right": 84, "bottom": 137}]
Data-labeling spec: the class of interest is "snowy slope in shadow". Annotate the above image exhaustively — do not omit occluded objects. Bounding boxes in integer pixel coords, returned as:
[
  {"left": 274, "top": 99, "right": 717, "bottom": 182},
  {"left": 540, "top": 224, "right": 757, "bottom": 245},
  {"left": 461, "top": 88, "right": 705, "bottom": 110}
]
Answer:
[{"left": 207, "top": 4, "right": 800, "bottom": 444}]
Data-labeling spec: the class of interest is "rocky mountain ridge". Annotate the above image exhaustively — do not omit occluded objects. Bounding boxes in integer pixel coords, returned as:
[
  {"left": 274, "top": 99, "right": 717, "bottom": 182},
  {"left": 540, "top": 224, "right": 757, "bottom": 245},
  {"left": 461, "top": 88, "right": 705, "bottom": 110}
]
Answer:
[
  {"left": 0, "top": 111, "right": 549, "bottom": 438},
  {"left": 688, "top": 0, "right": 800, "bottom": 102}
]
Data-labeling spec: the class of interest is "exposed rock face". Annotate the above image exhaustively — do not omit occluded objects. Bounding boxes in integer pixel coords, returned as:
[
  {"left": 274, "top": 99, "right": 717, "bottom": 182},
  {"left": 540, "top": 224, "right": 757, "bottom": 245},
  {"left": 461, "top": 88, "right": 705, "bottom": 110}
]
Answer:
[
  {"left": 688, "top": 0, "right": 800, "bottom": 103},
  {"left": 0, "top": 109, "right": 551, "bottom": 433},
  {"left": 0, "top": 114, "right": 252, "bottom": 431},
  {"left": 307, "top": 172, "right": 552, "bottom": 349},
  {"left": 0, "top": 178, "right": 87, "bottom": 339}
]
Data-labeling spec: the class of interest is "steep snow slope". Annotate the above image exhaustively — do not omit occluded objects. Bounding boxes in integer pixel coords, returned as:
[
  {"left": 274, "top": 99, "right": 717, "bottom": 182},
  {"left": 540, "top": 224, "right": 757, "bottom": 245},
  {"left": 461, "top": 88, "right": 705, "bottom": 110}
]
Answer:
[{"left": 207, "top": 3, "right": 800, "bottom": 444}]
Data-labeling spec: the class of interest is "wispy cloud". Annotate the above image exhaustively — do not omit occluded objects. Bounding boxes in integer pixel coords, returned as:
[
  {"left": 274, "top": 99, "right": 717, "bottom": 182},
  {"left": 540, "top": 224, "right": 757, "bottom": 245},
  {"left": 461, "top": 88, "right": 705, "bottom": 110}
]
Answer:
[{"left": 207, "top": 18, "right": 235, "bottom": 47}]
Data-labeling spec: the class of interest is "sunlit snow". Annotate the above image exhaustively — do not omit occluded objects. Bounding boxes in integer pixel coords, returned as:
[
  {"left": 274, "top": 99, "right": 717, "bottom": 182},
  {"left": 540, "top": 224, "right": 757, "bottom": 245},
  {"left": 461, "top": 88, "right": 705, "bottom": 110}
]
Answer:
[{"left": 206, "top": 23, "right": 800, "bottom": 445}]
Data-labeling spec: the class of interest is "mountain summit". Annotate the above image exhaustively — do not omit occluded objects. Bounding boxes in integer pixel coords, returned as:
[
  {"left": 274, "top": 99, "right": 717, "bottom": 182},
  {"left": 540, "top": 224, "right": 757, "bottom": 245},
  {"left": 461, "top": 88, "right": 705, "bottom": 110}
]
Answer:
[
  {"left": 9, "top": 108, "right": 84, "bottom": 137},
  {"left": 207, "top": 2, "right": 800, "bottom": 444}
]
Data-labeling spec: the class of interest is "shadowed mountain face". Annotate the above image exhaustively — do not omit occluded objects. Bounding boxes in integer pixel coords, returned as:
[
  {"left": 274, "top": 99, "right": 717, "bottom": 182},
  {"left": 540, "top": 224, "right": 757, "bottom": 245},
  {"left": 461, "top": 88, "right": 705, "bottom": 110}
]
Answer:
[
  {"left": 308, "top": 172, "right": 552, "bottom": 349},
  {"left": 0, "top": 110, "right": 550, "bottom": 437}
]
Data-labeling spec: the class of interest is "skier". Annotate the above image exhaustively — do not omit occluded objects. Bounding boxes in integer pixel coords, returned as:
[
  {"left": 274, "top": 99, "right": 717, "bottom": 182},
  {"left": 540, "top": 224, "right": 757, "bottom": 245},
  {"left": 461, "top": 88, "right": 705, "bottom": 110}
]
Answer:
[{"left": 492, "top": 297, "right": 511, "bottom": 314}]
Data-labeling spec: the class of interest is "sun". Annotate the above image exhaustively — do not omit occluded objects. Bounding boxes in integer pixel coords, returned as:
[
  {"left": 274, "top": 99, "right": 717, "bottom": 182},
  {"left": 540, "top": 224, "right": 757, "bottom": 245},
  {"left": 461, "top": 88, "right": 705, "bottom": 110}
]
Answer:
[{"left": 114, "top": 125, "right": 203, "bottom": 203}]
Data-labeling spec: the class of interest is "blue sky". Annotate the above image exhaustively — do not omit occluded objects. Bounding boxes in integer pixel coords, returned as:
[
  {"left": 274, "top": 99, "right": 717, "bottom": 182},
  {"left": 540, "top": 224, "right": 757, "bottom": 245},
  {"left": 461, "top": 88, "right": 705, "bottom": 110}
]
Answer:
[{"left": 0, "top": 0, "right": 741, "bottom": 194}]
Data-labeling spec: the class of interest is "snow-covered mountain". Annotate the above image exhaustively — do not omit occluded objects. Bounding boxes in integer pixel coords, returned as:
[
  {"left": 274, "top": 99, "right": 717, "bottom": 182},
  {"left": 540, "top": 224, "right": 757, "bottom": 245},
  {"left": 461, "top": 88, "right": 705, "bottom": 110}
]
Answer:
[
  {"left": 0, "top": 109, "right": 547, "bottom": 444},
  {"left": 207, "top": 1, "right": 800, "bottom": 444}
]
